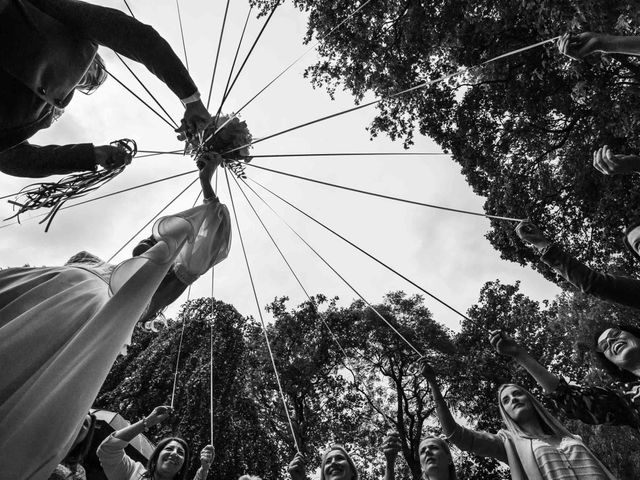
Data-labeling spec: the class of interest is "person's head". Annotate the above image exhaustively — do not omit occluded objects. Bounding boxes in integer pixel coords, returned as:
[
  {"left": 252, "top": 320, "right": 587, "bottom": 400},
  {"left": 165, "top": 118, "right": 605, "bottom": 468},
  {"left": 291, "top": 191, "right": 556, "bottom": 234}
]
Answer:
[
  {"left": 133, "top": 236, "right": 188, "bottom": 323},
  {"left": 594, "top": 324, "right": 640, "bottom": 382},
  {"left": 497, "top": 384, "right": 572, "bottom": 439},
  {"left": 419, "top": 437, "right": 456, "bottom": 480},
  {"left": 146, "top": 437, "right": 190, "bottom": 480},
  {"left": 320, "top": 445, "right": 358, "bottom": 480},
  {"left": 76, "top": 53, "right": 107, "bottom": 95},
  {"left": 624, "top": 219, "right": 640, "bottom": 261},
  {"left": 498, "top": 384, "right": 538, "bottom": 425},
  {"left": 238, "top": 476, "right": 262, "bottom": 480},
  {"left": 63, "top": 413, "right": 96, "bottom": 466}
]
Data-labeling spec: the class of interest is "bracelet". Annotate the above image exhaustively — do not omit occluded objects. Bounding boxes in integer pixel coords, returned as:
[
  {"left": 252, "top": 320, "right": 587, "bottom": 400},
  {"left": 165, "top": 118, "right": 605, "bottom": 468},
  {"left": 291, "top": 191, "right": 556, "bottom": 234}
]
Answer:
[
  {"left": 141, "top": 417, "right": 149, "bottom": 432},
  {"left": 181, "top": 90, "right": 201, "bottom": 106}
]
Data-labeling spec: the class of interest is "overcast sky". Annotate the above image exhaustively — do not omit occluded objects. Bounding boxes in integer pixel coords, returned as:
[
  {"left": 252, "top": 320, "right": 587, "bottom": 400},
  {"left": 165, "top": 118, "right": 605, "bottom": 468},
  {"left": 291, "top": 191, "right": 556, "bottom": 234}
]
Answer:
[{"left": 0, "top": 0, "right": 560, "bottom": 333}]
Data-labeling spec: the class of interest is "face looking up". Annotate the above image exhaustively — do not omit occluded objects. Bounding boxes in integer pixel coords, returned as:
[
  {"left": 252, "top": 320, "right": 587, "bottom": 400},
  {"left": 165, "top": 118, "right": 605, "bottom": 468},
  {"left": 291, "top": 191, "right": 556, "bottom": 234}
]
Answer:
[
  {"left": 626, "top": 225, "right": 640, "bottom": 259},
  {"left": 156, "top": 440, "right": 186, "bottom": 476},
  {"left": 419, "top": 438, "right": 451, "bottom": 478},
  {"left": 500, "top": 385, "right": 535, "bottom": 424},
  {"left": 597, "top": 328, "right": 640, "bottom": 370},
  {"left": 323, "top": 449, "right": 353, "bottom": 480}
]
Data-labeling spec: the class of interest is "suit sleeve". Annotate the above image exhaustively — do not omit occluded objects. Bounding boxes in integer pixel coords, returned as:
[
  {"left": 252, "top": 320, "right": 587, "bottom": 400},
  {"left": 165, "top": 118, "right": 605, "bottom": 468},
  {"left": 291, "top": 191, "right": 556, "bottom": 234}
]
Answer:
[
  {"left": 0, "top": 141, "right": 96, "bottom": 177},
  {"left": 541, "top": 244, "right": 640, "bottom": 309},
  {"left": 26, "top": 0, "right": 197, "bottom": 100}
]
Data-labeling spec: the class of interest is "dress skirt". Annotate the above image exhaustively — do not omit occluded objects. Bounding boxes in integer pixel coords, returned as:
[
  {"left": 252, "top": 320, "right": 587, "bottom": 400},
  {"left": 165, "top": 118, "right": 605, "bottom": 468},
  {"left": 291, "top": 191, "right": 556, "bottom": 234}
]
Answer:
[{"left": 0, "top": 214, "right": 197, "bottom": 479}]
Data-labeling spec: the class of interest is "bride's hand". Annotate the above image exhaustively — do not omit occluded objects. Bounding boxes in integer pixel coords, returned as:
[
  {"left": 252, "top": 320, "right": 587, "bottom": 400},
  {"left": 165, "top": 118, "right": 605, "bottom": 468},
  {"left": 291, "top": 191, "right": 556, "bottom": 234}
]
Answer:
[{"left": 197, "top": 152, "right": 223, "bottom": 181}]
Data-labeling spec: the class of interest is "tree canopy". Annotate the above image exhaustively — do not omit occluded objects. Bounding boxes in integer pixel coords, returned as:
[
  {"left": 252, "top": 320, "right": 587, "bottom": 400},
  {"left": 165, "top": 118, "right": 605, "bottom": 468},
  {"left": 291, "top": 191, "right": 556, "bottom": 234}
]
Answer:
[
  {"left": 250, "top": 0, "right": 640, "bottom": 283},
  {"left": 96, "top": 283, "right": 640, "bottom": 479}
]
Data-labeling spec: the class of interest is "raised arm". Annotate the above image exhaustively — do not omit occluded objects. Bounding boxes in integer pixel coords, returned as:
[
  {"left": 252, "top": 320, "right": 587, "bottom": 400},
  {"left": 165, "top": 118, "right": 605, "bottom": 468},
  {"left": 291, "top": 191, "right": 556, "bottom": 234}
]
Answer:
[
  {"left": 558, "top": 32, "right": 640, "bottom": 60},
  {"left": 419, "top": 359, "right": 507, "bottom": 464},
  {"left": 113, "top": 405, "right": 171, "bottom": 442},
  {"left": 193, "top": 445, "right": 214, "bottom": 480},
  {"left": 97, "top": 406, "right": 171, "bottom": 480},
  {"left": 0, "top": 141, "right": 128, "bottom": 178},
  {"left": 489, "top": 330, "right": 560, "bottom": 393},
  {"left": 381, "top": 432, "right": 401, "bottom": 480},
  {"left": 197, "top": 153, "right": 224, "bottom": 202},
  {"left": 516, "top": 221, "right": 640, "bottom": 309},
  {"left": 288, "top": 453, "right": 306, "bottom": 480},
  {"left": 27, "top": 0, "right": 210, "bottom": 136}
]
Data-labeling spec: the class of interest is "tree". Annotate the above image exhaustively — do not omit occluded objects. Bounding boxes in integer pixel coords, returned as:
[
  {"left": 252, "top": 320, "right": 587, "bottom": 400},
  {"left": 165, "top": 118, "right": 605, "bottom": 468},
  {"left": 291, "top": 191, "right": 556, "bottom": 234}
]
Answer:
[
  {"left": 96, "top": 298, "right": 281, "bottom": 480},
  {"left": 455, "top": 280, "right": 640, "bottom": 479},
  {"left": 243, "top": 294, "right": 367, "bottom": 466},
  {"left": 253, "top": 0, "right": 640, "bottom": 280}
]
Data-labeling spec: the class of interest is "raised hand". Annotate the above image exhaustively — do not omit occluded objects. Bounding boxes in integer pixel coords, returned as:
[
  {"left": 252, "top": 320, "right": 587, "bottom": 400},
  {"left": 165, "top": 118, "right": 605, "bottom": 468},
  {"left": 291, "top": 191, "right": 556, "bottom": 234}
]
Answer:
[
  {"left": 381, "top": 432, "right": 402, "bottom": 463},
  {"left": 288, "top": 452, "right": 306, "bottom": 480},
  {"left": 94, "top": 144, "right": 132, "bottom": 170},
  {"left": 515, "top": 221, "right": 551, "bottom": 251},
  {"left": 489, "top": 329, "right": 523, "bottom": 358},
  {"left": 197, "top": 152, "right": 224, "bottom": 179},
  {"left": 144, "top": 405, "right": 173, "bottom": 427},
  {"left": 593, "top": 145, "right": 640, "bottom": 176},
  {"left": 417, "top": 357, "right": 437, "bottom": 383},
  {"left": 557, "top": 32, "right": 605, "bottom": 60},
  {"left": 176, "top": 99, "right": 212, "bottom": 141},
  {"left": 200, "top": 445, "right": 214, "bottom": 469}
]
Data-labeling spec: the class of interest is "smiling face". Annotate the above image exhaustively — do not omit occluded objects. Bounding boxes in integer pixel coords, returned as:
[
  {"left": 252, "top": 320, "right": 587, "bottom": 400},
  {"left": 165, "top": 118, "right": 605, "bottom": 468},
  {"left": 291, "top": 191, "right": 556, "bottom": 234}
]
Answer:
[
  {"left": 597, "top": 328, "right": 640, "bottom": 370},
  {"left": 323, "top": 449, "right": 354, "bottom": 480},
  {"left": 155, "top": 440, "right": 186, "bottom": 477},
  {"left": 500, "top": 385, "right": 535, "bottom": 424},
  {"left": 625, "top": 225, "right": 640, "bottom": 259},
  {"left": 419, "top": 438, "right": 451, "bottom": 479}
]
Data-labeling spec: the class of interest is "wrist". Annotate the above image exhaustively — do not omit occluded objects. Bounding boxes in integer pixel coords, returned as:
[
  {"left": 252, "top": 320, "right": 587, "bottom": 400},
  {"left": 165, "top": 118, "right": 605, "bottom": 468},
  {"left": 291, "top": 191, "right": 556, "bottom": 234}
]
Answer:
[
  {"left": 141, "top": 417, "right": 151, "bottom": 431},
  {"left": 181, "top": 90, "right": 202, "bottom": 106},
  {"left": 512, "top": 349, "right": 527, "bottom": 360}
]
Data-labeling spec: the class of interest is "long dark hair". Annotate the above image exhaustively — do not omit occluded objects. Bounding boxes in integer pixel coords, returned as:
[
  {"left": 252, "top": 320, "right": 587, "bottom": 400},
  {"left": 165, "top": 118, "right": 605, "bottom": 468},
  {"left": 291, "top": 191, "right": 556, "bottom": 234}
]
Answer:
[
  {"left": 63, "top": 414, "right": 97, "bottom": 467},
  {"left": 144, "top": 437, "right": 191, "bottom": 480},
  {"left": 593, "top": 323, "right": 640, "bottom": 382}
]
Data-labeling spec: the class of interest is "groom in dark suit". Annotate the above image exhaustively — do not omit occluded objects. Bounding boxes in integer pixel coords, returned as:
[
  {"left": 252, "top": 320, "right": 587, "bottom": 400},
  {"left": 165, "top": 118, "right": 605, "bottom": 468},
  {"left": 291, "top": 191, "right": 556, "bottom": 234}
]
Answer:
[{"left": 0, "top": 0, "right": 210, "bottom": 178}]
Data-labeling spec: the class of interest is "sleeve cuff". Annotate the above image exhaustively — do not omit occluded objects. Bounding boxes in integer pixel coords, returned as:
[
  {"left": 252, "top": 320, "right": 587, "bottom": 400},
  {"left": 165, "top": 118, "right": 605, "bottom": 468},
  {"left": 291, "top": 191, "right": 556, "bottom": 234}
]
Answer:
[{"left": 181, "top": 90, "right": 201, "bottom": 105}]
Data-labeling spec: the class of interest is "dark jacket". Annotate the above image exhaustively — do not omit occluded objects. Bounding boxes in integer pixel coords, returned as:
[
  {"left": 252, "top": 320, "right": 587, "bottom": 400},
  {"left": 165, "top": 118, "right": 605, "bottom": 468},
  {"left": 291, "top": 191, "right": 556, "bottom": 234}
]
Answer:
[
  {"left": 541, "top": 244, "right": 640, "bottom": 310},
  {"left": 0, "top": 0, "right": 197, "bottom": 177}
]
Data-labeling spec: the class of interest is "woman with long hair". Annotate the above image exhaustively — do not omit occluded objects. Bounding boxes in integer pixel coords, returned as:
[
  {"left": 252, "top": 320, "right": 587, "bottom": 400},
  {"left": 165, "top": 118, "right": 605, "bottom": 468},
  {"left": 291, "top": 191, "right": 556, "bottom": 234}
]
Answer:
[
  {"left": 288, "top": 445, "right": 358, "bottom": 480},
  {"left": 382, "top": 432, "right": 457, "bottom": 480},
  {"left": 49, "top": 413, "right": 97, "bottom": 480},
  {"left": 490, "top": 329, "right": 640, "bottom": 430},
  {"left": 97, "top": 406, "right": 213, "bottom": 480},
  {"left": 421, "top": 359, "right": 617, "bottom": 479}
]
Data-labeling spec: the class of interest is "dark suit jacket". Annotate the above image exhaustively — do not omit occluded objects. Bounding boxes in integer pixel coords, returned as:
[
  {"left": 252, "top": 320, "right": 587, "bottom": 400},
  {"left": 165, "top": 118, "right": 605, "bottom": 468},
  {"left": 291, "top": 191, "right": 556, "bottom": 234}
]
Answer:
[{"left": 0, "top": 0, "right": 197, "bottom": 177}]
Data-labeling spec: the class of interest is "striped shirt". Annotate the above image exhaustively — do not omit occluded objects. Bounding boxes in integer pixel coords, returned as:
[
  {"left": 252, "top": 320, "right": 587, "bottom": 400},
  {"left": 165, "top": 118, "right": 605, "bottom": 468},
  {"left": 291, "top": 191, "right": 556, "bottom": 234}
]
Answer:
[{"left": 533, "top": 436, "right": 608, "bottom": 479}]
